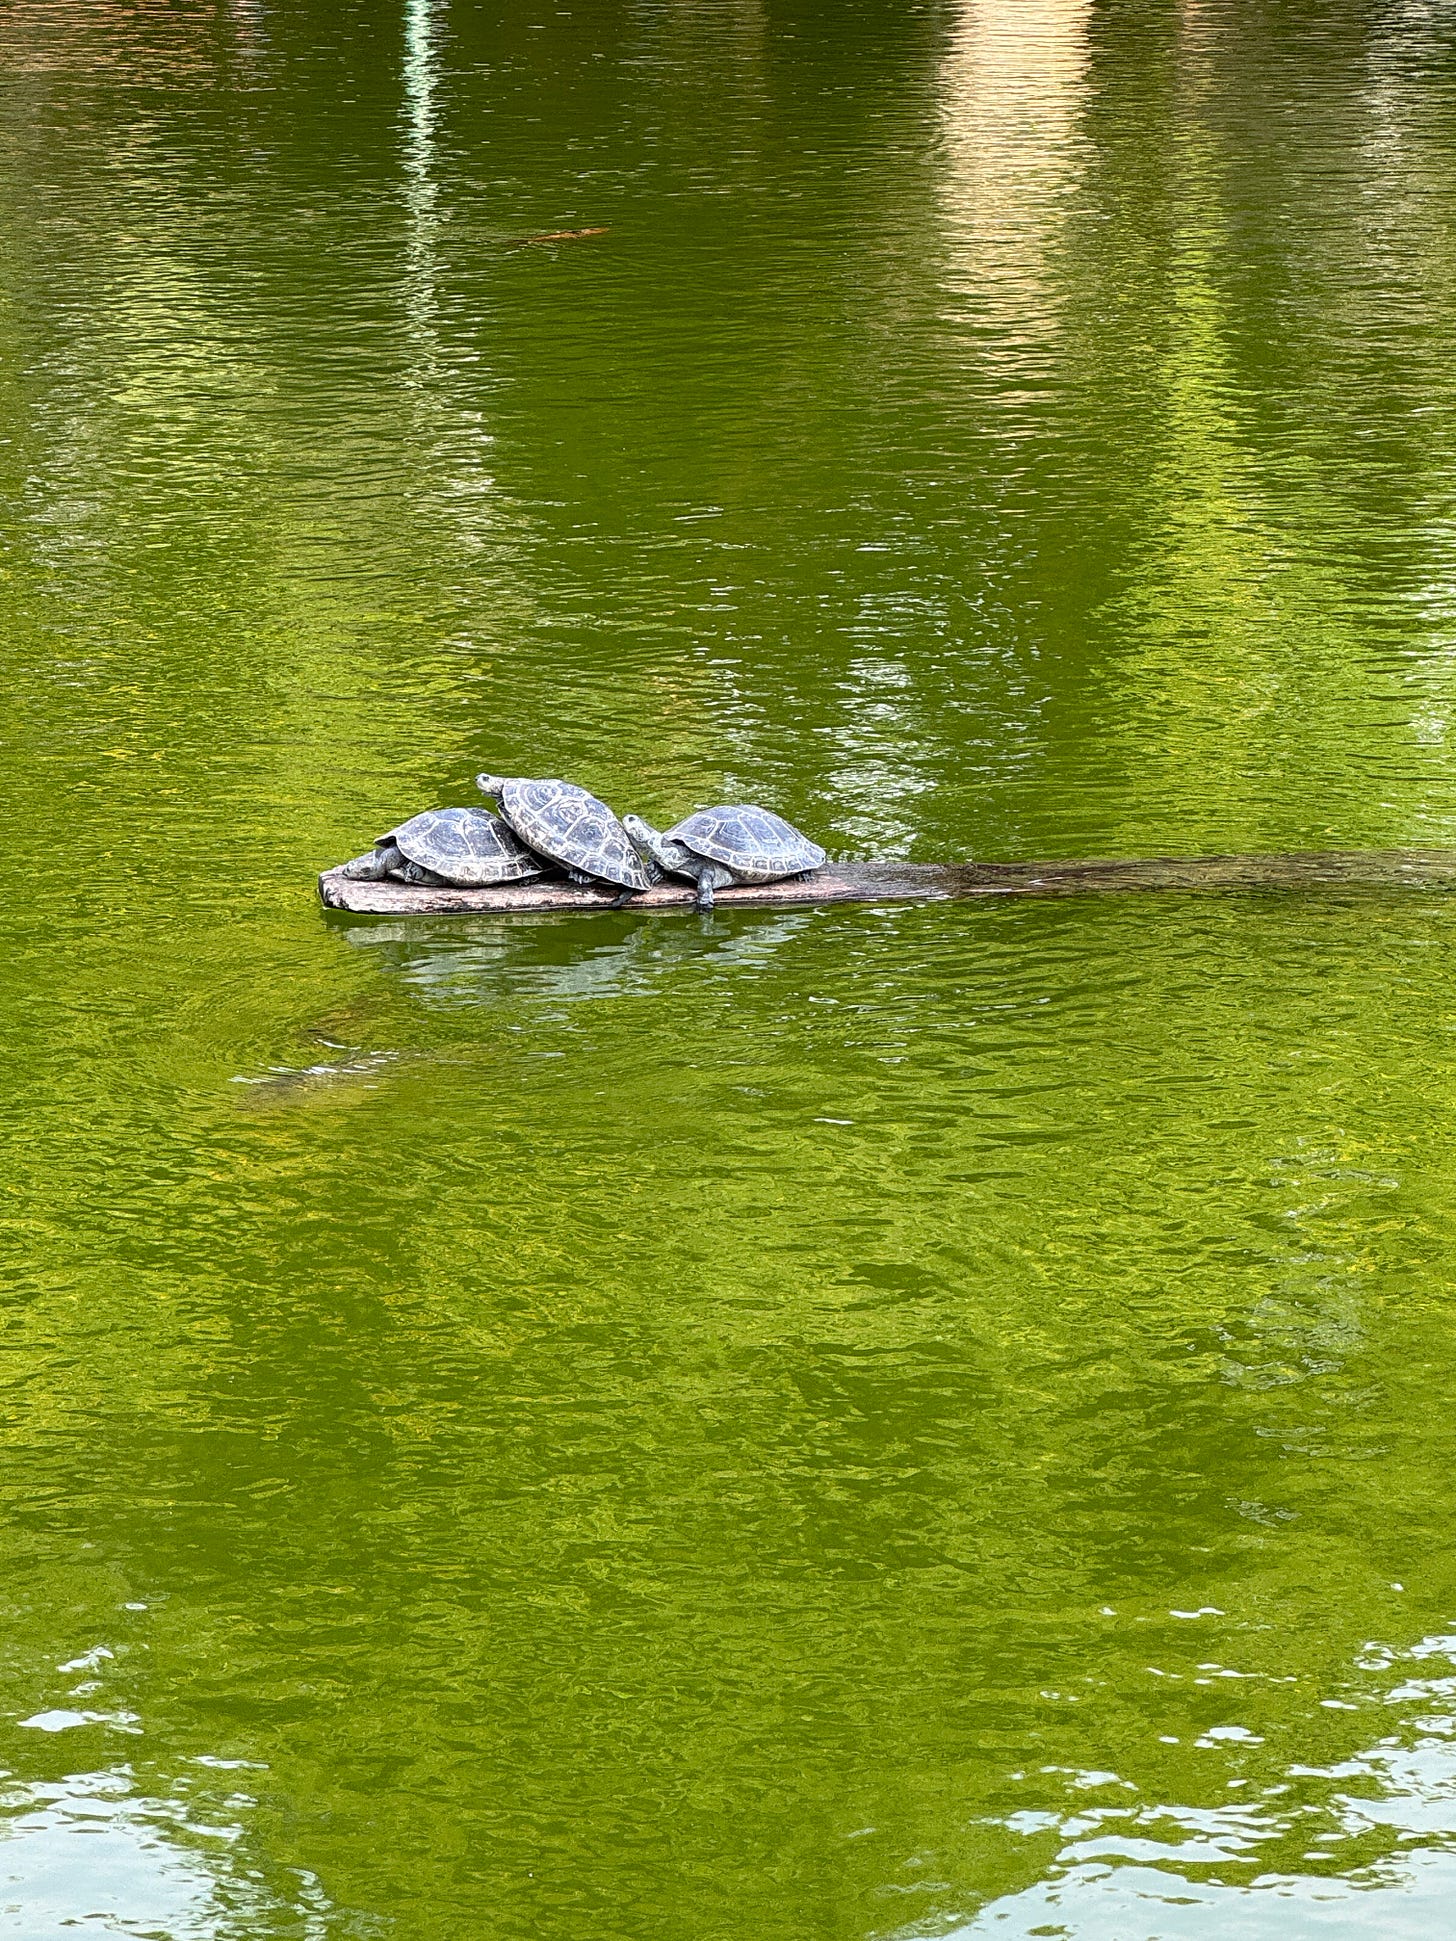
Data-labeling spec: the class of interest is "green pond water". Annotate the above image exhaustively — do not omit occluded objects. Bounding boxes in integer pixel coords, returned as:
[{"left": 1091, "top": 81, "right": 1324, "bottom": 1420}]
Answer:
[{"left": 7, "top": 0, "right": 1456, "bottom": 1935}]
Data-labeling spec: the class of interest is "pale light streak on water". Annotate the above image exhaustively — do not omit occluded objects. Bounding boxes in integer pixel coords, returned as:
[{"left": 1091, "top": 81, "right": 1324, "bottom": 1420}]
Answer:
[
  {"left": 938, "top": 0, "right": 1092, "bottom": 339},
  {"left": 402, "top": 0, "right": 440, "bottom": 311}
]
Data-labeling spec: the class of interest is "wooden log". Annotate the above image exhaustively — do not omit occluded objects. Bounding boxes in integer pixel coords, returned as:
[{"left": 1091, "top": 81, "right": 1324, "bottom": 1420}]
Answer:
[{"left": 318, "top": 849, "right": 1456, "bottom": 916}]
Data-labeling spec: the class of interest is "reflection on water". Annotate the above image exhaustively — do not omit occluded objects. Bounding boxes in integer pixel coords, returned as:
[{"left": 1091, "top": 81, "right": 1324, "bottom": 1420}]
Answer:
[
  {"left": 402, "top": 0, "right": 441, "bottom": 369},
  {"left": 343, "top": 908, "right": 817, "bottom": 1005},
  {"left": 6, "top": 0, "right": 1456, "bottom": 1935},
  {"left": 0, "top": 1766, "right": 336, "bottom": 1941},
  {"left": 1079, "top": 0, "right": 1456, "bottom": 856},
  {"left": 938, "top": 0, "right": 1092, "bottom": 342},
  {"left": 960, "top": 1652, "right": 1456, "bottom": 1938}
]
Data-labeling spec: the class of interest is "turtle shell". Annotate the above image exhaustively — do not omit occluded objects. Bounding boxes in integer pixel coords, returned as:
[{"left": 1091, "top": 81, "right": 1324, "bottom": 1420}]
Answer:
[
  {"left": 664, "top": 806, "right": 825, "bottom": 883},
  {"left": 385, "top": 807, "right": 547, "bottom": 887},
  {"left": 479, "top": 777, "right": 657, "bottom": 891}
]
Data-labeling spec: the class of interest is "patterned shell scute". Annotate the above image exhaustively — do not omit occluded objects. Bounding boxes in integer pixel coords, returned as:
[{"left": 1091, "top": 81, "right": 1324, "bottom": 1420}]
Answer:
[
  {"left": 386, "top": 808, "right": 546, "bottom": 886},
  {"left": 665, "top": 805, "right": 826, "bottom": 881},
  {"left": 497, "top": 779, "right": 657, "bottom": 890}
]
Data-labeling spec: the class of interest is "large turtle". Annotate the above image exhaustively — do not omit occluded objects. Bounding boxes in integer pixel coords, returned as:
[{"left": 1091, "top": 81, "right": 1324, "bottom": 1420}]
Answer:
[
  {"left": 623, "top": 806, "right": 826, "bottom": 911},
  {"left": 339, "top": 806, "right": 547, "bottom": 887},
  {"left": 476, "top": 774, "right": 659, "bottom": 904}
]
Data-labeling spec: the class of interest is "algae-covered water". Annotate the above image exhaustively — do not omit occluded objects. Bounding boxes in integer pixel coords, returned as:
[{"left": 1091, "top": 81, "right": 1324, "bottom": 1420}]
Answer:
[{"left": 6, "top": 2, "right": 1456, "bottom": 1935}]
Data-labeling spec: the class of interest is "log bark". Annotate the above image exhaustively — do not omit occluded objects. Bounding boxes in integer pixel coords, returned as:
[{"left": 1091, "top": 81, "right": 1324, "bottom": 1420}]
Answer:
[{"left": 318, "top": 850, "right": 1456, "bottom": 916}]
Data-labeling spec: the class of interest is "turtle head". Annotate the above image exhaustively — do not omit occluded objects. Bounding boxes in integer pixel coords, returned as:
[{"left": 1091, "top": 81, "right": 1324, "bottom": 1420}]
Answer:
[
  {"left": 622, "top": 813, "right": 664, "bottom": 868},
  {"left": 475, "top": 773, "right": 509, "bottom": 799}
]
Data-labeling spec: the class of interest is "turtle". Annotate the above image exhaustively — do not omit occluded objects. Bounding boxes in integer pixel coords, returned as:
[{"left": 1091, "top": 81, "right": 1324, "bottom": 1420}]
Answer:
[
  {"left": 338, "top": 806, "right": 548, "bottom": 888},
  {"left": 476, "top": 774, "right": 660, "bottom": 904},
  {"left": 622, "top": 806, "right": 826, "bottom": 911}
]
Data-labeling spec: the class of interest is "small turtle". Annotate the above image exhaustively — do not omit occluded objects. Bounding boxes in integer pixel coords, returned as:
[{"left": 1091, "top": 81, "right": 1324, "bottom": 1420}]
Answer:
[
  {"left": 623, "top": 806, "right": 826, "bottom": 911},
  {"left": 339, "top": 807, "right": 547, "bottom": 888},
  {"left": 507, "top": 226, "right": 610, "bottom": 247},
  {"left": 476, "top": 774, "right": 659, "bottom": 904}
]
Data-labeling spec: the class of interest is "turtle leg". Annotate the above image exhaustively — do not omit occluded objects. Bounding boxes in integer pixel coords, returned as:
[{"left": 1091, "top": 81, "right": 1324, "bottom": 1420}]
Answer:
[
  {"left": 393, "top": 859, "right": 450, "bottom": 887},
  {"left": 609, "top": 885, "right": 642, "bottom": 909},
  {"left": 694, "top": 862, "right": 735, "bottom": 911}
]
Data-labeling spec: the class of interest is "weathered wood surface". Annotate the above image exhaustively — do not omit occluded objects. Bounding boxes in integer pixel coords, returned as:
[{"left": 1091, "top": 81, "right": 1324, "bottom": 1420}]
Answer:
[{"left": 319, "top": 849, "right": 1456, "bottom": 916}]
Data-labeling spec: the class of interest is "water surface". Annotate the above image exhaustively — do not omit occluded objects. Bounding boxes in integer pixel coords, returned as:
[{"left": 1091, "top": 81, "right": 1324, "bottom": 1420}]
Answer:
[{"left": 5, "top": 1, "right": 1456, "bottom": 1935}]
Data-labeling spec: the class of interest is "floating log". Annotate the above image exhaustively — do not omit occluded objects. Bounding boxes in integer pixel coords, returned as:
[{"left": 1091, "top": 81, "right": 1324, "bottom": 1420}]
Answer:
[{"left": 318, "top": 849, "right": 1456, "bottom": 916}]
